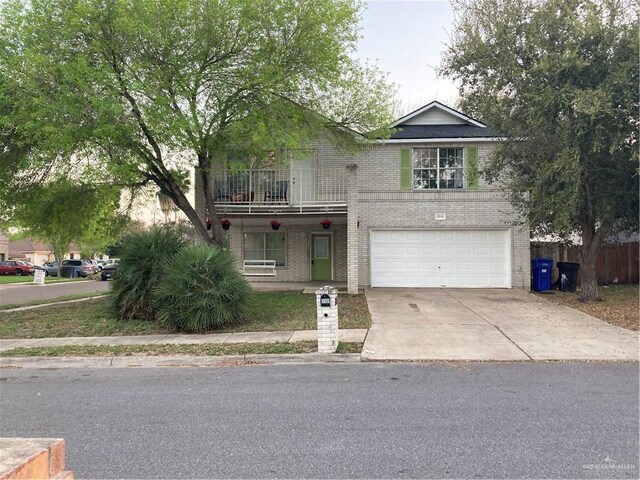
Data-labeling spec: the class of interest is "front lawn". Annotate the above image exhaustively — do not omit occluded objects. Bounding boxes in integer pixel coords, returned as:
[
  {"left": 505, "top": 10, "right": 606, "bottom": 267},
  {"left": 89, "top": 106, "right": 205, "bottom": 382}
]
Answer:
[
  {"left": 546, "top": 284, "right": 639, "bottom": 331},
  {"left": 0, "top": 341, "right": 363, "bottom": 357},
  {"left": 0, "top": 292, "right": 371, "bottom": 339}
]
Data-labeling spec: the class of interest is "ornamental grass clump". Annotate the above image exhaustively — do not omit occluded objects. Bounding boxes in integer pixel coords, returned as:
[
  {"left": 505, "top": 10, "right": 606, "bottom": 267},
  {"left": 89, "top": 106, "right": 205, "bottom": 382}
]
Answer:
[
  {"left": 112, "top": 228, "right": 188, "bottom": 321},
  {"left": 153, "top": 244, "right": 252, "bottom": 332}
]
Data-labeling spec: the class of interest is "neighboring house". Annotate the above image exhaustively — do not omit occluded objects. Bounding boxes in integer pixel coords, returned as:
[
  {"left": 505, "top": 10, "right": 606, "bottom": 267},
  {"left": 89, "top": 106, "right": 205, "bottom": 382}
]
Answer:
[
  {"left": 195, "top": 101, "right": 530, "bottom": 293},
  {"left": 0, "top": 232, "right": 8, "bottom": 261},
  {"left": 8, "top": 239, "right": 82, "bottom": 264}
]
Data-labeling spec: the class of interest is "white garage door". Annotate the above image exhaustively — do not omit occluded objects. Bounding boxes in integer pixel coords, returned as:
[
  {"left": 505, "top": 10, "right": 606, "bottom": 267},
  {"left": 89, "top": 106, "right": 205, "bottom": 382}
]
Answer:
[{"left": 370, "top": 229, "right": 511, "bottom": 288}]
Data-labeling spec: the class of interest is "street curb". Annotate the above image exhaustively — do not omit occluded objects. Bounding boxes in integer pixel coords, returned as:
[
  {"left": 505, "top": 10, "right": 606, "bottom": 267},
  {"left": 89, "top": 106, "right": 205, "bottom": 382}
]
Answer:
[{"left": 0, "top": 353, "right": 362, "bottom": 369}]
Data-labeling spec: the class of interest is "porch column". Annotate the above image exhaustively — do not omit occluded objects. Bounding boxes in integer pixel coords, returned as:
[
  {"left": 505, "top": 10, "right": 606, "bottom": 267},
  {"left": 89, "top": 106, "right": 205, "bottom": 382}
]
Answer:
[{"left": 346, "top": 164, "right": 359, "bottom": 294}]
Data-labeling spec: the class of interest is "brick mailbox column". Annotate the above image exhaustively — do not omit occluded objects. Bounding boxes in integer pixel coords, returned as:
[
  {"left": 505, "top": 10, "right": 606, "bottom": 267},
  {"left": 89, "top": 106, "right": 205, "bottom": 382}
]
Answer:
[{"left": 316, "top": 286, "right": 338, "bottom": 353}]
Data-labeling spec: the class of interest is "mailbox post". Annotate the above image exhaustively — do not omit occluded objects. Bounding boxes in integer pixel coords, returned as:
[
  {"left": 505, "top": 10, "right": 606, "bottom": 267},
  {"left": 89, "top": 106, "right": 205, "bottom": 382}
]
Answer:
[
  {"left": 33, "top": 269, "right": 45, "bottom": 286},
  {"left": 316, "top": 286, "right": 338, "bottom": 353}
]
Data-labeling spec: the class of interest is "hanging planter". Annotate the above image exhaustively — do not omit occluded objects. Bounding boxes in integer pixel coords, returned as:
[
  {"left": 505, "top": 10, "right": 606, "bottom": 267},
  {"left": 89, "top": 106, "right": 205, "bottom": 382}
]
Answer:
[
  {"left": 320, "top": 218, "right": 332, "bottom": 230},
  {"left": 221, "top": 218, "right": 231, "bottom": 230},
  {"left": 270, "top": 220, "right": 282, "bottom": 231}
]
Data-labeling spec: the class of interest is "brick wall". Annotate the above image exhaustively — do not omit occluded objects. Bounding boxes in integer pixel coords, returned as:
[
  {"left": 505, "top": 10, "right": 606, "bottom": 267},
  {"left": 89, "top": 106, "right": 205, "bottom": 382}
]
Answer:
[
  {"left": 346, "top": 141, "right": 530, "bottom": 289},
  {"left": 227, "top": 221, "right": 348, "bottom": 282},
  {"left": 0, "top": 232, "right": 8, "bottom": 261},
  {"left": 193, "top": 139, "right": 531, "bottom": 289}
]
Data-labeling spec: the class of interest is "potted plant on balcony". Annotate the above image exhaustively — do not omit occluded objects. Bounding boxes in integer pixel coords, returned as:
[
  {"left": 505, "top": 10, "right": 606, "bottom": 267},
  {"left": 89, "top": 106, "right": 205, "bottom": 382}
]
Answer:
[
  {"left": 271, "top": 220, "right": 282, "bottom": 230},
  {"left": 320, "top": 218, "right": 332, "bottom": 230},
  {"left": 221, "top": 218, "right": 231, "bottom": 230}
]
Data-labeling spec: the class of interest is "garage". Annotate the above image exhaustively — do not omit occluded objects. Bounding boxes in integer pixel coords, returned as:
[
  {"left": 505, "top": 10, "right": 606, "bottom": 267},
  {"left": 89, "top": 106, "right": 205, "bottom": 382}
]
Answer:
[{"left": 370, "top": 229, "right": 511, "bottom": 288}]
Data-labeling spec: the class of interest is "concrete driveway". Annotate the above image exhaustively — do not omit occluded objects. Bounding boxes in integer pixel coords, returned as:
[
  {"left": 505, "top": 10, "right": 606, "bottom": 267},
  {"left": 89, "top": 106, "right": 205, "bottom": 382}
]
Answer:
[{"left": 362, "top": 288, "right": 639, "bottom": 361}]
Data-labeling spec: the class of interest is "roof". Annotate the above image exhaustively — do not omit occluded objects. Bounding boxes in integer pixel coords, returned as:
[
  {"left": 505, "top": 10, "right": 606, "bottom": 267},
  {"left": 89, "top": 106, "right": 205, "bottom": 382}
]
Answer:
[
  {"left": 383, "top": 100, "right": 503, "bottom": 142},
  {"left": 9, "top": 239, "right": 52, "bottom": 254},
  {"left": 389, "top": 124, "right": 499, "bottom": 140},
  {"left": 391, "top": 101, "right": 487, "bottom": 128}
]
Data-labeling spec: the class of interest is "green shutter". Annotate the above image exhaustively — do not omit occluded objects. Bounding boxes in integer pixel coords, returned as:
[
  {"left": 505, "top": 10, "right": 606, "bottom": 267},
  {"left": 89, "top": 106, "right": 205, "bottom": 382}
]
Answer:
[
  {"left": 400, "top": 149, "right": 412, "bottom": 191},
  {"left": 466, "top": 146, "right": 479, "bottom": 190}
]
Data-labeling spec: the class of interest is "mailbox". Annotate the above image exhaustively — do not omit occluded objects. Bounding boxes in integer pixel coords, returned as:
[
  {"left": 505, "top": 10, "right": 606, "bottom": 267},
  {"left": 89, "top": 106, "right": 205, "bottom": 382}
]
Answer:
[{"left": 320, "top": 293, "right": 331, "bottom": 307}]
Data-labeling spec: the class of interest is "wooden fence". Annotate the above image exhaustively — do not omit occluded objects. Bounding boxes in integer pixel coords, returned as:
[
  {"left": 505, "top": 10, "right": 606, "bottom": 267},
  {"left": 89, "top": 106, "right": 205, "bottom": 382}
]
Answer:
[{"left": 531, "top": 241, "right": 639, "bottom": 285}]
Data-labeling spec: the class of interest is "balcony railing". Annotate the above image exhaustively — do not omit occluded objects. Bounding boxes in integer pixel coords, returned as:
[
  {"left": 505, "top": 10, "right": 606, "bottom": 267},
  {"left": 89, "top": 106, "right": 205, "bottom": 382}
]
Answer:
[{"left": 212, "top": 168, "right": 347, "bottom": 213}]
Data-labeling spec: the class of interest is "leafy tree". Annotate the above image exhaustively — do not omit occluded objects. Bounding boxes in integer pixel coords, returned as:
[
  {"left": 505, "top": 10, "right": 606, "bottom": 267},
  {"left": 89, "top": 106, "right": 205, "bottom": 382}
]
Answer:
[
  {"left": 7, "top": 179, "right": 127, "bottom": 274},
  {"left": 1, "top": 0, "right": 394, "bottom": 247},
  {"left": 440, "top": 0, "right": 638, "bottom": 301}
]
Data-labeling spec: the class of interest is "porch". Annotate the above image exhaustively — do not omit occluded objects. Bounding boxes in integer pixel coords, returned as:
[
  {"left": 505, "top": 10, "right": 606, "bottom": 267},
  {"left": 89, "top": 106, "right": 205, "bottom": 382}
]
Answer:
[{"left": 212, "top": 168, "right": 347, "bottom": 214}]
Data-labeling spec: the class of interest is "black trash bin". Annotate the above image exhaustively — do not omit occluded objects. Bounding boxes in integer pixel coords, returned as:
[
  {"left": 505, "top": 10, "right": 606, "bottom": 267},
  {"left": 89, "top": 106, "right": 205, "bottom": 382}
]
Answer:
[
  {"left": 557, "top": 262, "right": 580, "bottom": 292},
  {"left": 60, "top": 265, "right": 74, "bottom": 278}
]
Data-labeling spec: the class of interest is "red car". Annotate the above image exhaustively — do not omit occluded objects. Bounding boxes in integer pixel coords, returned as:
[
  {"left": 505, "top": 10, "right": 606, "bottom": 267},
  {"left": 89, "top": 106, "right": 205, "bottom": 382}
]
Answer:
[{"left": 0, "top": 260, "right": 35, "bottom": 275}]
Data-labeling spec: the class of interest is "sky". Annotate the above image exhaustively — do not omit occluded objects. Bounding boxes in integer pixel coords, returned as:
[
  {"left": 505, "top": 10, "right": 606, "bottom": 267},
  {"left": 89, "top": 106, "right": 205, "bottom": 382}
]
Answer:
[{"left": 355, "top": 0, "right": 459, "bottom": 114}]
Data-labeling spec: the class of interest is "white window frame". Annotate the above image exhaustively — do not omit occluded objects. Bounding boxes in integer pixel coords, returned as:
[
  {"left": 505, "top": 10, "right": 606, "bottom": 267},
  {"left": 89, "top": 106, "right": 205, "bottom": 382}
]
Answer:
[
  {"left": 243, "top": 232, "right": 287, "bottom": 267},
  {"left": 413, "top": 147, "right": 465, "bottom": 190}
]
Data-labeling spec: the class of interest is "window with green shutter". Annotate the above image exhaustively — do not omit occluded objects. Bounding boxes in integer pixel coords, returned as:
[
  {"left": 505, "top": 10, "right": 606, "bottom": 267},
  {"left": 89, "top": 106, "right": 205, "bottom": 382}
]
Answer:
[{"left": 411, "top": 148, "right": 464, "bottom": 189}]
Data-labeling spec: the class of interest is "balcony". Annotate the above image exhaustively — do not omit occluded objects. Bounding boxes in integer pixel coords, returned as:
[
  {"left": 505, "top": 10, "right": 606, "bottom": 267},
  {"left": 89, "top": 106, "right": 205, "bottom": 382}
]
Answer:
[{"left": 212, "top": 168, "right": 347, "bottom": 215}]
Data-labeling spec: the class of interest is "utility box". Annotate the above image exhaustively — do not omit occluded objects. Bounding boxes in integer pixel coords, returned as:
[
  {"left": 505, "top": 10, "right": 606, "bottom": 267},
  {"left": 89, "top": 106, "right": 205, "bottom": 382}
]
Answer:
[
  {"left": 316, "top": 286, "right": 338, "bottom": 353},
  {"left": 531, "top": 258, "right": 553, "bottom": 292}
]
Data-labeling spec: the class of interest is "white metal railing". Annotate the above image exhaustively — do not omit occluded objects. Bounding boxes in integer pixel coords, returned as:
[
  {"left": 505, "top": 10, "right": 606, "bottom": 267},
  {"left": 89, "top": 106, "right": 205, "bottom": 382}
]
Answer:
[{"left": 212, "top": 168, "right": 347, "bottom": 210}]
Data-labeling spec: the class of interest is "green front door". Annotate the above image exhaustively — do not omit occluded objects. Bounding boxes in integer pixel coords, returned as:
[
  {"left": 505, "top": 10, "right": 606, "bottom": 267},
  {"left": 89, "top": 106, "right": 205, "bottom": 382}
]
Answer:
[{"left": 311, "top": 234, "right": 332, "bottom": 281}]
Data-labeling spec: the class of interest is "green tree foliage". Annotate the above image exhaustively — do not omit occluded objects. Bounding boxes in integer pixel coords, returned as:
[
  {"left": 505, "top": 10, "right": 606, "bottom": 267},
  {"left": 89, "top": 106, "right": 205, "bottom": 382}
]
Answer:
[
  {"left": 1, "top": 0, "right": 395, "bottom": 247},
  {"left": 111, "top": 228, "right": 188, "bottom": 321},
  {"left": 6, "top": 179, "right": 126, "bottom": 272},
  {"left": 440, "top": 0, "right": 639, "bottom": 301},
  {"left": 154, "top": 244, "right": 252, "bottom": 332}
]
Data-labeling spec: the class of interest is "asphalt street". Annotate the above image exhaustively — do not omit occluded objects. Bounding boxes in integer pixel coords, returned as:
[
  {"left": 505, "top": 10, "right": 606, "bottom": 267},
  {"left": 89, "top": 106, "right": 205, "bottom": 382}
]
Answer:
[
  {"left": 0, "top": 363, "right": 638, "bottom": 479},
  {"left": 0, "top": 280, "right": 110, "bottom": 306}
]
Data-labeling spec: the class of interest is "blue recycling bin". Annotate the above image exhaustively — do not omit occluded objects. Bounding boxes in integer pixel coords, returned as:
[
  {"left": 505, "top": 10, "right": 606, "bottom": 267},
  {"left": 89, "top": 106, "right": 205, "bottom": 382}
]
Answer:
[{"left": 531, "top": 258, "right": 553, "bottom": 292}]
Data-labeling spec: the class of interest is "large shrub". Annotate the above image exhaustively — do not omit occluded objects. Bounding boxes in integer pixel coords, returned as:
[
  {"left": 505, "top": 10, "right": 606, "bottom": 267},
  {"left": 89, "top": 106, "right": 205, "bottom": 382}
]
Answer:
[
  {"left": 153, "top": 244, "right": 252, "bottom": 332},
  {"left": 112, "top": 228, "right": 188, "bottom": 321}
]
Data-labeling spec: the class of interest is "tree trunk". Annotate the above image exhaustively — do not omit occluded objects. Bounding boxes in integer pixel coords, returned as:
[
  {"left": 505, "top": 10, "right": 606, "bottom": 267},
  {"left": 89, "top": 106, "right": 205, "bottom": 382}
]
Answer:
[
  {"left": 579, "top": 217, "right": 606, "bottom": 302},
  {"left": 198, "top": 154, "right": 222, "bottom": 245},
  {"left": 152, "top": 171, "right": 219, "bottom": 247}
]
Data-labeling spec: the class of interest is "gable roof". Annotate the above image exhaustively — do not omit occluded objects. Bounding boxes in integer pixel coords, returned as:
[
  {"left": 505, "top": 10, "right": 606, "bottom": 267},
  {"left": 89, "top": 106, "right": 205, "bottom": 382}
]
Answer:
[
  {"left": 391, "top": 101, "right": 487, "bottom": 128},
  {"left": 382, "top": 100, "right": 504, "bottom": 142}
]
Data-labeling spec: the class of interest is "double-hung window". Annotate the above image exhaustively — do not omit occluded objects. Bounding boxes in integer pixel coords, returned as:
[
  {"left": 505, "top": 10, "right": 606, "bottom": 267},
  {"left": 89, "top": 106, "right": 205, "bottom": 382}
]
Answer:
[
  {"left": 413, "top": 148, "right": 464, "bottom": 189},
  {"left": 244, "top": 232, "right": 286, "bottom": 266}
]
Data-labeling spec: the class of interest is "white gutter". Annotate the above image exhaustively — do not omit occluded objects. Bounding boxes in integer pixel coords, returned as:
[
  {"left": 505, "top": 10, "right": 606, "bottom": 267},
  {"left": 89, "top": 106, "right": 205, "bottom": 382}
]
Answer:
[{"left": 381, "top": 137, "right": 507, "bottom": 144}]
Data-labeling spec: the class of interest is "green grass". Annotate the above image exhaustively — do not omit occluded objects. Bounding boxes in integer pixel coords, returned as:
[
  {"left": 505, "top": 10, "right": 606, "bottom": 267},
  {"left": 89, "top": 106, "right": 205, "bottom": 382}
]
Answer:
[
  {"left": 0, "top": 275, "right": 91, "bottom": 285},
  {"left": 0, "top": 292, "right": 371, "bottom": 339},
  {"left": 0, "top": 341, "right": 363, "bottom": 357},
  {"left": 0, "top": 291, "right": 111, "bottom": 311}
]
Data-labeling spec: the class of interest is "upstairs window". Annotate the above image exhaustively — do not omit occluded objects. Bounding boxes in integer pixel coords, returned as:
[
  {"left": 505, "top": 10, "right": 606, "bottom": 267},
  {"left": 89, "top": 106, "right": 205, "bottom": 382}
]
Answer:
[{"left": 413, "top": 148, "right": 464, "bottom": 189}]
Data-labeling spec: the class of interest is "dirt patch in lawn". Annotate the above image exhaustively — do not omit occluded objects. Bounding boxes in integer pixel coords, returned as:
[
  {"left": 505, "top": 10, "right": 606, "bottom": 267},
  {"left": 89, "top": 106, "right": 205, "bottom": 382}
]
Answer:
[{"left": 544, "top": 285, "right": 639, "bottom": 331}]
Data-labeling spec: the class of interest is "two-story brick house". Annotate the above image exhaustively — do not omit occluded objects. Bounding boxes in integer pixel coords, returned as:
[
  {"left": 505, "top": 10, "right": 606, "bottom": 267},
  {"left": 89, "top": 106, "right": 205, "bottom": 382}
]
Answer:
[{"left": 195, "top": 101, "right": 530, "bottom": 294}]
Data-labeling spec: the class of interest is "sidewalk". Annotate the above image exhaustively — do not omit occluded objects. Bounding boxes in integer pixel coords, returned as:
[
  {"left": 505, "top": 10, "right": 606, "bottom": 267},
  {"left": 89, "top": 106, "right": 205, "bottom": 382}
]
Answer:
[{"left": 0, "top": 329, "right": 369, "bottom": 352}]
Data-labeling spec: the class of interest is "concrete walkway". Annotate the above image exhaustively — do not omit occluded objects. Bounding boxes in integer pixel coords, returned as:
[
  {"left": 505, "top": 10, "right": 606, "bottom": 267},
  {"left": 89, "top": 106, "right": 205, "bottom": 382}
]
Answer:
[
  {"left": 362, "top": 288, "right": 639, "bottom": 362},
  {"left": 0, "top": 329, "right": 369, "bottom": 352}
]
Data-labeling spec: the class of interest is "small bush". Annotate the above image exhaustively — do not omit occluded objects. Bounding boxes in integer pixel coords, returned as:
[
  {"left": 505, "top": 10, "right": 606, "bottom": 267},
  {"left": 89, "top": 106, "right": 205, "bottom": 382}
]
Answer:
[
  {"left": 153, "top": 244, "right": 252, "bottom": 332},
  {"left": 112, "top": 228, "right": 188, "bottom": 321}
]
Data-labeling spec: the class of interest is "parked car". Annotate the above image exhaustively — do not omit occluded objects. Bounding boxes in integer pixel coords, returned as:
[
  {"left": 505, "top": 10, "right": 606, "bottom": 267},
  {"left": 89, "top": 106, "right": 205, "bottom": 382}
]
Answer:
[
  {"left": 0, "top": 260, "right": 35, "bottom": 275},
  {"left": 60, "top": 259, "right": 97, "bottom": 277},
  {"left": 100, "top": 261, "right": 118, "bottom": 281},
  {"left": 37, "top": 262, "right": 60, "bottom": 276}
]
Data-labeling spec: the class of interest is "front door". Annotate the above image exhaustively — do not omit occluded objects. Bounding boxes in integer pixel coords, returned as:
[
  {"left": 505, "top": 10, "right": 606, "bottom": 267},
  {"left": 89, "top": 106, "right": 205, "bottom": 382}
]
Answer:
[{"left": 311, "top": 234, "right": 332, "bottom": 281}]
